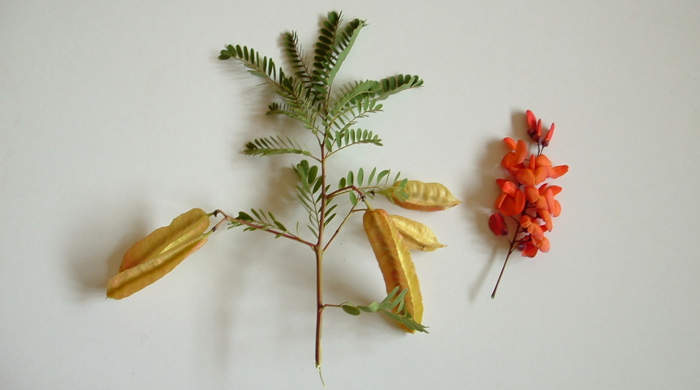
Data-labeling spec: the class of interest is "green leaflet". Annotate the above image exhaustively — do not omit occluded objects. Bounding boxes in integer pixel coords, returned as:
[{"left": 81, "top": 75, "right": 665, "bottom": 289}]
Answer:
[
  {"left": 332, "top": 128, "right": 382, "bottom": 152},
  {"left": 340, "top": 287, "right": 429, "bottom": 333},
  {"left": 230, "top": 208, "right": 289, "bottom": 235},
  {"left": 244, "top": 135, "right": 312, "bottom": 157},
  {"left": 336, "top": 167, "right": 405, "bottom": 205}
]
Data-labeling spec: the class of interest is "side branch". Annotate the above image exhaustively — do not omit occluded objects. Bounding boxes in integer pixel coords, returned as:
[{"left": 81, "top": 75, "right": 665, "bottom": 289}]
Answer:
[
  {"left": 326, "top": 185, "right": 364, "bottom": 201},
  {"left": 323, "top": 207, "right": 361, "bottom": 252},
  {"left": 213, "top": 209, "right": 315, "bottom": 248}
]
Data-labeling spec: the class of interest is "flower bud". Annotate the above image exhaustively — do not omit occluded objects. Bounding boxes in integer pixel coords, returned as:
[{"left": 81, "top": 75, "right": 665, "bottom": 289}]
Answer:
[
  {"left": 542, "top": 123, "right": 555, "bottom": 147},
  {"left": 488, "top": 212, "right": 508, "bottom": 236}
]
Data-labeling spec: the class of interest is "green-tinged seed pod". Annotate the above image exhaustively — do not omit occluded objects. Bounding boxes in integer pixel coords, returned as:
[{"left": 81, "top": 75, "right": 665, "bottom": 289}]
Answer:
[
  {"left": 107, "top": 208, "right": 210, "bottom": 300},
  {"left": 362, "top": 209, "right": 423, "bottom": 332},
  {"left": 390, "top": 215, "right": 446, "bottom": 251},
  {"left": 391, "top": 180, "right": 461, "bottom": 211}
]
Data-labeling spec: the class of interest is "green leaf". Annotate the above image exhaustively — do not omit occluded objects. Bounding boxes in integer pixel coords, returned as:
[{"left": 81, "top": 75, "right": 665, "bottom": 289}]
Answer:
[
  {"left": 308, "top": 165, "right": 318, "bottom": 184},
  {"left": 311, "top": 12, "right": 366, "bottom": 104},
  {"left": 376, "top": 169, "right": 390, "bottom": 184},
  {"left": 283, "top": 31, "right": 313, "bottom": 88},
  {"left": 349, "top": 191, "right": 358, "bottom": 206},
  {"left": 244, "top": 135, "right": 312, "bottom": 158},
  {"left": 393, "top": 171, "right": 402, "bottom": 186},
  {"left": 328, "top": 80, "right": 380, "bottom": 118},
  {"left": 331, "top": 128, "right": 383, "bottom": 153},
  {"left": 312, "top": 176, "right": 323, "bottom": 194},
  {"left": 367, "top": 167, "right": 377, "bottom": 186},
  {"left": 307, "top": 225, "right": 318, "bottom": 238},
  {"left": 339, "top": 288, "right": 429, "bottom": 333},
  {"left": 377, "top": 74, "right": 424, "bottom": 100},
  {"left": 358, "top": 302, "right": 380, "bottom": 313},
  {"left": 383, "top": 311, "right": 429, "bottom": 333},
  {"left": 327, "top": 19, "right": 365, "bottom": 89},
  {"left": 323, "top": 212, "right": 337, "bottom": 227},
  {"left": 219, "top": 44, "right": 286, "bottom": 87},
  {"left": 218, "top": 50, "right": 231, "bottom": 60},
  {"left": 274, "top": 220, "right": 288, "bottom": 232},
  {"left": 341, "top": 304, "right": 361, "bottom": 316},
  {"left": 236, "top": 211, "right": 254, "bottom": 221}
]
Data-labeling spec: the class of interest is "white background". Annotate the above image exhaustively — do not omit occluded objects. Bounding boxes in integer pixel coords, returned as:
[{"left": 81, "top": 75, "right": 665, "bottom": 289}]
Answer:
[{"left": 2, "top": 1, "right": 699, "bottom": 389}]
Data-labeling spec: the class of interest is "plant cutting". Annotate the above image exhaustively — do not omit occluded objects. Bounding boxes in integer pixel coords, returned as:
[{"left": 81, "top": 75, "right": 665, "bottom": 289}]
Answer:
[
  {"left": 489, "top": 110, "right": 568, "bottom": 298},
  {"left": 106, "top": 11, "right": 459, "bottom": 381}
]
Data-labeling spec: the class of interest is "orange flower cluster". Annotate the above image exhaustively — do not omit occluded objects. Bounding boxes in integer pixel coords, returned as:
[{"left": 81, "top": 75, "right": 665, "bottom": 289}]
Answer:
[{"left": 489, "top": 110, "right": 568, "bottom": 297}]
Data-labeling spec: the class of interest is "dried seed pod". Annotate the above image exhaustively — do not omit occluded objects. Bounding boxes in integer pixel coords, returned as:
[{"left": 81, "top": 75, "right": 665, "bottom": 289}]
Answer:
[
  {"left": 363, "top": 209, "right": 423, "bottom": 332},
  {"left": 389, "top": 215, "right": 445, "bottom": 251},
  {"left": 107, "top": 208, "right": 210, "bottom": 300},
  {"left": 391, "top": 180, "right": 461, "bottom": 211}
]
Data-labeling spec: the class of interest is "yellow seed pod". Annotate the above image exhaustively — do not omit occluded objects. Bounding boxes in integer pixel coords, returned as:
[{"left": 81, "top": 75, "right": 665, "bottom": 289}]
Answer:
[
  {"left": 389, "top": 215, "right": 445, "bottom": 251},
  {"left": 391, "top": 180, "right": 461, "bottom": 211},
  {"left": 107, "top": 208, "right": 210, "bottom": 300},
  {"left": 363, "top": 209, "right": 423, "bottom": 332}
]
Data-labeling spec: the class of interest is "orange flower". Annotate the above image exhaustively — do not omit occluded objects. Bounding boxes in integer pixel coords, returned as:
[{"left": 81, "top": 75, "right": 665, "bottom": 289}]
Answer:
[
  {"left": 520, "top": 235, "right": 550, "bottom": 258},
  {"left": 508, "top": 153, "right": 568, "bottom": 187},
  {"left": 494, "top": 179, "right": 525, "bottom": 216},
  {"left": 514, "top": 154, "right": 551, "bottom": 186},
  {"left": 519, "top": 215, "right": 544, "bottom": 239},
  {"left": 524, "top": 184, "right": 563, "bottom": 231},
  {"left": 500, "top": 138, "right": 528, "bottom": 169},
  {"left": 489, "top": 109, "right": 568, "bottom": 298}
]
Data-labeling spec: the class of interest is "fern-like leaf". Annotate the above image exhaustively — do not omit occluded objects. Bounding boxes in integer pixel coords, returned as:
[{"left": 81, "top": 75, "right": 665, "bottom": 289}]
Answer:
[
  {"left": 220, "top": 44, "right": 315, "bottom": 125},
  {"left": 326, "top": 18, "right": 365, "bottom": 90},
  {"left": 230, "top": 208, "right": 289, "bottom": 236},
  {"left": 219, "top": 44, "right": 289, "bottom": 87},
  {"left": 332, "top": 128, "right": 382, "bottom": 153},
  {"left": 266, "top": 101, "right": 317, "bottom": 131},
  {"left": 328, "top": 98, "right": 384, "bottom": 133},
  {"left": 328, "top": 80, "right": 381, "bottom": 117},
  {"left": 377, "top": 74, "right": 424, "bottom": 100},
  {"left": 283, "top": 31, "right": 314, "bottom": 91},
  {"left": 294, "top": 160, "right": 326, "bottom": 238},
  {"left": 323, "top": 75, "right": 421, "bottom": 132},
  {"left": 244, "top": 135, "right": 313, "bottom": 158},
  {"left": 311, "top": 12, "right": 366, "bottom": 104},
  {"left": 340, "top": 287, "right": 429, "bottom": 333}
]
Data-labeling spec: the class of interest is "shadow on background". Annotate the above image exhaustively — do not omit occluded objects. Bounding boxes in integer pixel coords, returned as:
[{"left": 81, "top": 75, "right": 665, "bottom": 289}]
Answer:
[{"left": 462, "top": 110, "right": 528, "bottom": 302}]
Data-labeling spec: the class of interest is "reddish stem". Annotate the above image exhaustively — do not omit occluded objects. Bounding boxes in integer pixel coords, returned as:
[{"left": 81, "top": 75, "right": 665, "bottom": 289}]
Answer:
[{"left": 491, "top": 224, "right": 524, "bottom": 299}]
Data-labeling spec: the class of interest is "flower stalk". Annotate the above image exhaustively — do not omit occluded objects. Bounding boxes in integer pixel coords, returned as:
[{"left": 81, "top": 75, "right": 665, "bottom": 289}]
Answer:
[{"left": 488, "top": 110, "right": 568, "bottom": 297}]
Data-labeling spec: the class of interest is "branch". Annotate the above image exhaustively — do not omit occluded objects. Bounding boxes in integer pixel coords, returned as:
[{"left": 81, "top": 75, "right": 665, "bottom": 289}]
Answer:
[{"left": 214, "top": 209, "right": 315, "bottom": 248}]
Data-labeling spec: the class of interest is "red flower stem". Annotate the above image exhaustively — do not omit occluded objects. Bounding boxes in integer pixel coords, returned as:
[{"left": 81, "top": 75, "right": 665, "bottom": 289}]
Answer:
[{"left": 491, "top": 225, "right": 523, "bottom": 299}]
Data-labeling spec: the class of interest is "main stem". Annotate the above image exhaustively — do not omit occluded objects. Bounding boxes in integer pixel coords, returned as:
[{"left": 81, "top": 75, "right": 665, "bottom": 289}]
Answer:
[
  {"left": 315, "top": 245, "right": 324, "bottom": 369},
  {"left": 491, "top": 226, "right": 521, "bottom": 299},
  {"left": 314, "top": 141, "right": 329, "bottom": 370},
  {"left": 490, "top": 246, "right": 514, "bottom": 299}
]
